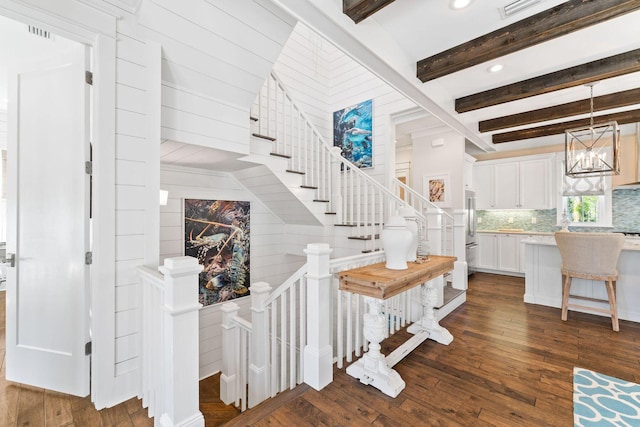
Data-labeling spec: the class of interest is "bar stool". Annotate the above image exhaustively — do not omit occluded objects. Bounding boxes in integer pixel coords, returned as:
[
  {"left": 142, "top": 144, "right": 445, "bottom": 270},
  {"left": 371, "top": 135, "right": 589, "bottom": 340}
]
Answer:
[{"left": 554, "top": 231, "right": 625, "bottom": 331}]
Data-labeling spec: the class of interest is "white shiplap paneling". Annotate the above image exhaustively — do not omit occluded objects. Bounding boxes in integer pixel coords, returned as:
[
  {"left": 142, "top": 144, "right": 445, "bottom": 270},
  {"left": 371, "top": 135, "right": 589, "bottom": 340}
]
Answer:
[{"left": 159, "top": 165, "right": 305, "bottom": 378}]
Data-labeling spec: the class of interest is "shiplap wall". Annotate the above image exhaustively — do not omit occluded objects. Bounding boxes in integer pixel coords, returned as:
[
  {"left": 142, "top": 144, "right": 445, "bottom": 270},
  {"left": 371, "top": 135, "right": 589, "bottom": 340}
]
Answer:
[
  {"left": 272, "top": 24, "right": 332, "bottom": 140},
  {"left": 159, "top": 165, "right": 306, "bottom": 378},
  {"left": 112, "top": 16, "right": 151, "bottom": 395}
]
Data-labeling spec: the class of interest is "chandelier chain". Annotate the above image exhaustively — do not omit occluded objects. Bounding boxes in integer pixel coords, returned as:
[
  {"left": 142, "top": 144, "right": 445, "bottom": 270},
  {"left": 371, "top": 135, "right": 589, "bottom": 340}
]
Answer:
[{"left": 589, "top": 84, "right": 594, "bottom": 127}]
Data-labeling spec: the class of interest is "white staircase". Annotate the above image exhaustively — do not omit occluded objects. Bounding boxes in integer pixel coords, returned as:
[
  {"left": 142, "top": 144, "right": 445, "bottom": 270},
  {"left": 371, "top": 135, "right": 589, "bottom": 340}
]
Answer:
[
  {"left": 236, "top": 71, "right": 407, "bottom": 255},
  {"left": 218, "top": 71, "right": 469, "bottom": 413}
]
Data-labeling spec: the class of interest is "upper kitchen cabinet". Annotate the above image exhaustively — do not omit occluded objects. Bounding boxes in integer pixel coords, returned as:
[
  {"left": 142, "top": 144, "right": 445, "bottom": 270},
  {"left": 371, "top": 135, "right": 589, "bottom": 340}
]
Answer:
[{"left": 474, "top": 154, "right": 555, "bottom": 210}]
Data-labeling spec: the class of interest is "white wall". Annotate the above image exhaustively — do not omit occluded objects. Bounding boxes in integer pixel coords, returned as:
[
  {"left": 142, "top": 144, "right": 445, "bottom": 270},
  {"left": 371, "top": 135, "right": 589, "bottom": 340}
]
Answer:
[
  {"left": 0, "top": 109, "right": 6, "bottom": 149},
  {"left": 411, "top": 131, "right": 466, "bottom": 210},
  {"left": 112, "top": 14, "right": 153, "bottom": 401},
  {"left": 159, "top": 164, "right": 305, "bottom": 378},
  {"left": 273, "top": 23, "right": 332, "bottom": 140}
]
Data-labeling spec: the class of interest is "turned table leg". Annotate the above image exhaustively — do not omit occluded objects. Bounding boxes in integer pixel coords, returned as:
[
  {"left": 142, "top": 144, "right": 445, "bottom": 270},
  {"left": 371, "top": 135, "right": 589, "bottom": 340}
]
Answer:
[
  {"left": 346, "top": 296, "right": 405, "bottom": 397},
  {"left": 407, "top": 280, "right": 454, "bottom": 345}
]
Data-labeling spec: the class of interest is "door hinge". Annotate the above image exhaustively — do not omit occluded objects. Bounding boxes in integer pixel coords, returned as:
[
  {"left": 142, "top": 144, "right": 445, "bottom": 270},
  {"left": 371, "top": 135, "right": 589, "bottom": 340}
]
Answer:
[
  {"left": 85, "top": 71, "right": 93, "bottom": 85},
  {"left": 85, "top": 160, "right": 92, "bottom": 175},
  {"left": 85, "top": 341, "right": 92, "bottom": 356},
  {"left": 85, "top": 251, "right": 92, "bottom": 265}
]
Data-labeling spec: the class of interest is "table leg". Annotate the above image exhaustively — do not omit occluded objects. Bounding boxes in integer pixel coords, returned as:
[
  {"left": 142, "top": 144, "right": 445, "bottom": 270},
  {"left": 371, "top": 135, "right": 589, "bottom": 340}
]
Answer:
[
  {"left": 407, "top": 280, "right": 453, "bottom": 345},
  {"left": 346, "top": 296, "right": 405, "bottom": 397}
]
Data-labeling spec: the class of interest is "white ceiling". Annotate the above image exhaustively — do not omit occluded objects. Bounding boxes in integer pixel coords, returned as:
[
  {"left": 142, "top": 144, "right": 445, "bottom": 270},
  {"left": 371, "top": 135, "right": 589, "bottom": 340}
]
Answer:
[{"left": 366, "top": 0, "right": 640, "bottom": 152}]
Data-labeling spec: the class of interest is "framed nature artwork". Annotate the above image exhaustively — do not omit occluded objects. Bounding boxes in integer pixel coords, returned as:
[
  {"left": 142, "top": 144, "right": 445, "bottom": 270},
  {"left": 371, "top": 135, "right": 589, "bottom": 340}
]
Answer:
[
  {"left": 333, "top": 99, "right": 373, "bottom": 168},
  {"left": 423, "top": 173, "right": 451, "bottom": 207},
  {"left": 184, "top": 199, "right": 250, "bottom": 307}
]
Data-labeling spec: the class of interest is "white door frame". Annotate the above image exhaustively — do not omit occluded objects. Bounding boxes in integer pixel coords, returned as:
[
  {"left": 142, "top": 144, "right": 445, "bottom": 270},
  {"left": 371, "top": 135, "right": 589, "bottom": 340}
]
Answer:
[{"left": 0, "top": 1, "right": 117, "bottom": 409}]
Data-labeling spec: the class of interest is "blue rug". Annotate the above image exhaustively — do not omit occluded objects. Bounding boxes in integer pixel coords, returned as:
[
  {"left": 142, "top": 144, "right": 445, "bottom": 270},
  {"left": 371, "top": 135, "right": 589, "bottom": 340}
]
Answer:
[{"left": 574, "top": 367, "right": 640, "bottom": 426}]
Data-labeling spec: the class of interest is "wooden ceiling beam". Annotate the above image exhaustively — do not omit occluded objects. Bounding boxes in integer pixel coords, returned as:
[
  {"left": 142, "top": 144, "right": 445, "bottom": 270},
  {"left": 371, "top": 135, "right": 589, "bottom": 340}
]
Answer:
[
  {"left": 417, "top": 0, "right": 640, "bottom": 83},
  {"left": 455, "top": 49, "right": 640, "bottom": 113},
  {"left": 343, "top": 0, "right": 397, "bottom": 23},
  {"left": 492, "top": 109, "right": 640, "bottom": 144},
  {"left": 479, "top": 88, "right": 640, "bottom": 132}
]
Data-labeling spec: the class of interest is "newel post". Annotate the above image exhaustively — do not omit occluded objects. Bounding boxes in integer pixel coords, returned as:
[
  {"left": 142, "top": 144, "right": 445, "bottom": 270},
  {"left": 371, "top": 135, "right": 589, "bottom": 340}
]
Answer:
[
  {"left": 158, "top": 256, "right": 204, "bottom": 427},
  {"left": 452, "top": 210, "right": 468, "bottom": 291},
  {"left": 248, "top": 282, "right": 272, "bottom": 408},
  {"left": 303, "top": 243, "right": 333, "bottom": 390},
  {"left": 330, "top": 146, "right": 344, "bottom": 222},
  {"left": 220, "top": 302, "right": 240, "bottom": 405}
]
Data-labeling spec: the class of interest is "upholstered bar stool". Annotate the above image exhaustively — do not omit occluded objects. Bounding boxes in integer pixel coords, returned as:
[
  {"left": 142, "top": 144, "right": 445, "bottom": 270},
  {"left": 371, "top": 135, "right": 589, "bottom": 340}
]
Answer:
[{"left": 554, "top": 232, "right": 625, "bottom": 331}]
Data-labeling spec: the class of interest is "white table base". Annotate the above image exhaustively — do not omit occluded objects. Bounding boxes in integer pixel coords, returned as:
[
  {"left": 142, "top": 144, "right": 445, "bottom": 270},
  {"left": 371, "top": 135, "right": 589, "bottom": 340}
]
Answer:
[{"left": 346, "top": 281, "right": 453, "bottom": 398}]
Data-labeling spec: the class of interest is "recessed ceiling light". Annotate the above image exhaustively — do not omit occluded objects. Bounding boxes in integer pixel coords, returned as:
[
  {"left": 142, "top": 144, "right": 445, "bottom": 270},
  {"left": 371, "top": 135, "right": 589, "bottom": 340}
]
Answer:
[
  {"left": 488, "top": 64, "right": 504, "bottom": 73},
  {"left": 450, "top": 0, "right": 473, "bottom": 10}
]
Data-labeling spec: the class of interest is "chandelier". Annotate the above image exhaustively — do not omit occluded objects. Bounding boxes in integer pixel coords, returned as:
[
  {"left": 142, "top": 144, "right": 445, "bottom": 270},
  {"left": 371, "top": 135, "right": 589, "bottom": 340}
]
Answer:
[{"left": 565, "top": 84, "right": 620, "bottom": 177}]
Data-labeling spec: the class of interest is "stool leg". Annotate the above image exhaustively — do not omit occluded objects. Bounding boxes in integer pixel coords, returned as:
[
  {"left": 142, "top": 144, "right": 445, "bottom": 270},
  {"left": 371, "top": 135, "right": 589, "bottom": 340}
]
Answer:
[
  {"left": 561, "top": 274, "right": 571, "bottom": 321},
  {"left": 605, "top": 280, "right": 619, "bottom": 332}
]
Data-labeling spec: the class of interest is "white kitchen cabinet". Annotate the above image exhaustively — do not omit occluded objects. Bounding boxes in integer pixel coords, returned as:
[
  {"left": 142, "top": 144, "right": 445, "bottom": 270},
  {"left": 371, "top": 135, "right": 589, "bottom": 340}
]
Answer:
[
  {"left": 474, "top": 155, "right": 554, "bottom": 210},
  {"left": 477, "top": 233, "right": 498, "bottom": 270},
  {"left": 464, "top": 154, "right": 476, "bottom": 190},
  {"left": 498, "top": 234, "right": 519, "bottom": 273},
  {"left": 494, "top": 163, "right": 519, "bottom": 209},
  {"left": 519, "top": 159, "right": 550, "bottom": 209},
  {"left": 474, "top": 164, "right": 494, "bottom": 209}
]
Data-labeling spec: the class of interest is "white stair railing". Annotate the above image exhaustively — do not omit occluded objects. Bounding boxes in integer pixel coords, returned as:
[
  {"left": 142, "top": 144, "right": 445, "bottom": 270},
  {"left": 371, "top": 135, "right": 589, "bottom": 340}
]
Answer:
[
  {"left": 221, "top": 244, "right": 419, "bottom": 411},
  {"left": 252, "top": 72, "right": 408, "bottom": 252},
  {"left": 392, "top": 178, "right": 455, "bottom": 257},
  {"left": 137, "top": 257, "right": 204, "bottom": 427}
]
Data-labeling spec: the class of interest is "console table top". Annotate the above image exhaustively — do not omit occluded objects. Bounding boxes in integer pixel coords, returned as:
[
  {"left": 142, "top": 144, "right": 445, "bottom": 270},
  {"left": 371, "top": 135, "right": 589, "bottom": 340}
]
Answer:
[{"left": 338, "top": 255, "right": 457, "bottom": 300}]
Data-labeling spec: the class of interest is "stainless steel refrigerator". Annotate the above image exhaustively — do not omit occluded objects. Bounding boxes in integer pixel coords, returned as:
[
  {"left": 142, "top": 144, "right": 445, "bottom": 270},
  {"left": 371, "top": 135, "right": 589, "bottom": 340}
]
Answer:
[{"left": 465, "top": 189, "right": 478, "bottom": 275}]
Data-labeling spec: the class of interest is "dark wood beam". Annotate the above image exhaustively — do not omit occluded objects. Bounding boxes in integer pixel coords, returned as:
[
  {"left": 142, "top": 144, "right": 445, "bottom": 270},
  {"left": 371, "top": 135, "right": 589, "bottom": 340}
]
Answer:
[
  {"left": 479, "top": 88, "right": 640, "bottom": 132},
  {"left": 492, "top": 109, "right": 640, "bottom": 143},
  {"left": 417, "top": 0, "right": 640, "bottom": 83},
  {"left": 455, "top": 49, "right": 640, "bottom": 113},
  {"left": 343, "top": 0, "right": 397, "bottom": 23}
]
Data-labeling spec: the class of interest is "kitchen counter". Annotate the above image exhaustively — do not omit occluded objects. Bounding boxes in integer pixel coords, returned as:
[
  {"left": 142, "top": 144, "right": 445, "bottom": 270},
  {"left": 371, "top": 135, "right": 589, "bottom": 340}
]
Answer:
[
  {"left": 477, "top": 230, "right": 554, "bottom": 235},
  {"left": 522, "top": 236, "right": 640, "bottom": 322}
]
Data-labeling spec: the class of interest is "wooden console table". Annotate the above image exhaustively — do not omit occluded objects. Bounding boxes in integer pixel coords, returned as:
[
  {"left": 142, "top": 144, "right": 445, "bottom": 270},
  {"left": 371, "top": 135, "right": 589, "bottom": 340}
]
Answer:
[{"left": 339, "top": 255, "right": 457, "bottom": 397}]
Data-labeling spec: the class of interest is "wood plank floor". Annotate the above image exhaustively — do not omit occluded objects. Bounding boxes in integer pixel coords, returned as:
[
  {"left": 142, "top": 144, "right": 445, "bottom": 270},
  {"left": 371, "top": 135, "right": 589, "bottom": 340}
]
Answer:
[
  {"left": 220, "top": 273, "right": 640, "bottom": 426},
  {"left": 4, "top": 272, "right": 640, "bottom": 426}
]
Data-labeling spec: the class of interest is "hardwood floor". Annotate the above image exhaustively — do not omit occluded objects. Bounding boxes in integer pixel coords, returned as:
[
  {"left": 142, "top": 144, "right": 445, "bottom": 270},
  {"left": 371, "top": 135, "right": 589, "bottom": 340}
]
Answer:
[
  {"left": 3, "top": 272, "right": 640, "bottom": 426},
  {"left": 221, "top": 273, "right": 640, "bottom": 426}
]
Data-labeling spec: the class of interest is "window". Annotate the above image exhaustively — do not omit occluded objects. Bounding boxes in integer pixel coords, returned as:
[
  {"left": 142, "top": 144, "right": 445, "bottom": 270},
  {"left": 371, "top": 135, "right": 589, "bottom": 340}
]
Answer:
[
  {"left": 565, "top": 195, "right": 602, "bottom": 224},
  {"left": 556, "top": 158, "right": 612, "bottom": 227}
]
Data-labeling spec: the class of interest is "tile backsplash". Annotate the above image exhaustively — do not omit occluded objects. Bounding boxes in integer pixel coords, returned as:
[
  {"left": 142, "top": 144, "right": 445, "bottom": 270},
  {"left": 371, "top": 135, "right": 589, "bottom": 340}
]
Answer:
[{"left": 477, "top": 188, "right": 640, "bottom": 233}]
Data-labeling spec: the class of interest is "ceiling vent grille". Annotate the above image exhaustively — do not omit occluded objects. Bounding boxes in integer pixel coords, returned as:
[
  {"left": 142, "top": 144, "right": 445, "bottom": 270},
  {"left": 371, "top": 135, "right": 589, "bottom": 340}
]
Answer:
[
  {"left": 28, "top": 25, "right": 52, "bottom": 40},
  {"left": 499, "top": 0, "right": 544, "bottom": 19}
]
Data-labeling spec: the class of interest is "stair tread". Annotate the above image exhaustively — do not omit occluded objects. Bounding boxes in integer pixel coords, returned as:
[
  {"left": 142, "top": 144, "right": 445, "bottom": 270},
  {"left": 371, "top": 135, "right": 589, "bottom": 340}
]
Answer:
[
  {"left": 286, "top": 169, "right": 305, "bottom": 175},
  {"left": 300, "top": 185, "right": 317, "bottom": 189},
  {"left": 250, "top": 116, "right": 258, "bottom": 122},
  {"left": 335, "top": 223, "right": 381, "bottom": 227},
  {"left": 253, "top": 133, "right": 276, "bottom": 141},
  {"left": 313, "top": 199, "right": 329, "bottom": 203},
  {"left": 348, "top": 234, "right": 380, "bottom": 241},
  {"left": 362, "top": 249, "right": 383, "bottom": 254},
  {"left": 325, "top": 212, "right": 337, "bottom": 215},
  {"left": 270, "top": 152, "right": 291, "bottom": 159}
]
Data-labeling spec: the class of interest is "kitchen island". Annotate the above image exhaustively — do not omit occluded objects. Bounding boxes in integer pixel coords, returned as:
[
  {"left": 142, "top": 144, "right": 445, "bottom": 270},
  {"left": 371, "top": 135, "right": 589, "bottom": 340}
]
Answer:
[{"left": 523, "top": 236, "right": 640, "bottom": 323}]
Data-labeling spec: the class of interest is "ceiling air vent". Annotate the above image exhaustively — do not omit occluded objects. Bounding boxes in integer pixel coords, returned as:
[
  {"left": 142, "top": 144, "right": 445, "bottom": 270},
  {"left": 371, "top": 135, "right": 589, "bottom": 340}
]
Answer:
[
  {"left": 499, "top": 0, "right": 544, "bottom": 19},
  {"left": 28, "top": 25, "right": 52, "bottom": 40}
]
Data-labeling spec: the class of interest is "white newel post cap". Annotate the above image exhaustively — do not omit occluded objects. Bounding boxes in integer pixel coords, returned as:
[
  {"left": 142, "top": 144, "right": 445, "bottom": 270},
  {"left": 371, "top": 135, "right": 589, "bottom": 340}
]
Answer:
[
  {"left": 303, "top": 243, "right": 333, "bottom": 277},
  {"left": 159, "top": 256, "right": 203, "bottom": 311}
]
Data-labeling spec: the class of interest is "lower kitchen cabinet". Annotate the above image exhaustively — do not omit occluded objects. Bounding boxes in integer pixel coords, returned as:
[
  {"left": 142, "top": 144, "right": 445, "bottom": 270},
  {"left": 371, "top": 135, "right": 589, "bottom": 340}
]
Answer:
[
  {"left": 477, "top": 234, "right": 498, "bottom": 270},
  {"left": 477, "top": 233, "right": 537, "bottom": 275}
]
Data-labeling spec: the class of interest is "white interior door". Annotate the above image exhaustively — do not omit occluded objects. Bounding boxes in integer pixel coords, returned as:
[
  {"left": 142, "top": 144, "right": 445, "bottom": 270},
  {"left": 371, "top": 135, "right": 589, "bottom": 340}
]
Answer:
[{"left": 6, "top": 45, "right": 90, "bottom": 397}]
